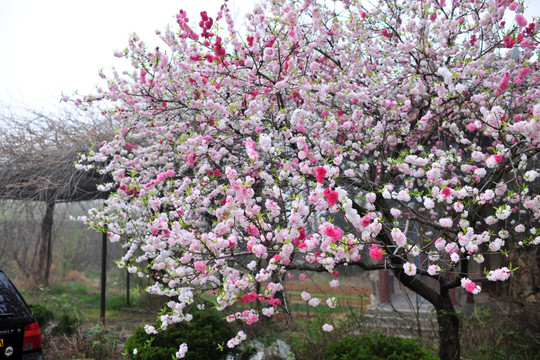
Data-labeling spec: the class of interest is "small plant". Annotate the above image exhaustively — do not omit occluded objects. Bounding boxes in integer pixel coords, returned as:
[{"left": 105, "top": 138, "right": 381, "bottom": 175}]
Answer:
[
  {"left": 43, "top": 324, "right": 123, "bottom": 360},
  {"left": 282, "top": 302, "right": 365, "bottom": 360},
  {"left": 51, "top": 312, "right": 79, "bottom": 336},
  {"left": 125, "top": 310, "right": 255, "bottom": 360},
  {"left": 29, "top": 303, "right": 54, "bottom": 329},
  {"left": 85, "top": 323, "right": 119, "bottom": 360},
  {"left": 323, "top": 332, "right": 438, "bottom": 360},
  {"left": 459, "top": 303, "right": 540, "bottom": 360},
  {"left": 37, "top": 285, "right": 81, "bottom": 335}
]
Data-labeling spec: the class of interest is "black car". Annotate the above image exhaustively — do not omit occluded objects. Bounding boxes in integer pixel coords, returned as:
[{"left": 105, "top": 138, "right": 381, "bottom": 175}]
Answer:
[{"left": 0, "top": 270, "right": 43, "bottom": 359}]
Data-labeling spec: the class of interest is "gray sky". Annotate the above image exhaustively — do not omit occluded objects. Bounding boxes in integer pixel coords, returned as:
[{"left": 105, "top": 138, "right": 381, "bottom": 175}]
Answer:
[
  {"left": 0, "top": 0, "right": 538, "bottom": 111},
  {"left": 0, "top": 0, "right": 252, "bottom": 110}
]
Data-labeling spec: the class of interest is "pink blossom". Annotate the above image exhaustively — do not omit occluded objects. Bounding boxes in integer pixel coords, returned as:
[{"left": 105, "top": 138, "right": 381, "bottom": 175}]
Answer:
[
  {"left": 435, "top": 237, "right": 446, "bottom": 251},
  {"left": 253, "top": 244, "right": 267, "bottom": 258},
  {"left": 488, "top": 238, "right": 505, "bottom": 252},
  {"left": 176, "top": 343, "right": 188, "bottom": 359},
  {"left": 238, "top": 292, "right": 258, "bottom": 303},
  {"left": 324, "top": 225, "right": 344, "bottom": 242},
  {"left": 322, "top": 324, "right": 334, "bottom": 332},
  {"left": 245, "top": 224, "right": 260, "bottom": 236},
  {"left": 427, "top": 264, "right": 440, "bottom": 276},
  {"left": 461, "top": 278, "right": 481, "bottom": 294},
  {"left": 439, "top": 218, "right": 453, "bottom": 228},
  {"left": 396, "top": 190, "right": 411, "bottom": 202},
  {"left": 498, "top": 72, "right": 510, "bottom": 92},
  {"left": 187, "top": 152, "right": 197, "bottom": 166},
  {"left": 272, "top": 254, "right": 282, "bottom": 263},
  {"left": 486, "top": 267, "right": 511, "bottom": 281},
  {"left": 144, "top": 325, "right": 157, "bottom": 335},
  {"left": 403, "top": 262, "right": 416, "bottom": 276},
  {"left": 391, "top": 228, "right": 407, "bottom": 247},
  {"left": 246, "top": 313, "right": 259, "bottom": 325},
  {"left": 315, "top": 166, "right": 327, "bottom": 183},
  {"left": 486, "top": 156, "right": 498, "bottom": 168},
  {"left": 326, "top": 297, "right": 337, "bottom": 308},
  {"left": 323, "top": 188, "right": 339, "bottom": 206},
  {"left": 390, "top": 208, "right": 402, "bottom": 217},
  {"left": 441, "top": 187, "right": 451, "bottom": 198},
  {"left": 453, "top": 202, "right": 464, "bottom": 213},
  {"left": 424, "top": 197, "right": 435, "bottom": 209},
  {"left": 515, "top": 14, "right": 528, "bottom": 27},
  {"left": 194, "top": 261, "right": 206, "bottom": 272},
  {"left": 329, "top": 279, "right": 339, "bottom": 288},
  {"left": 369, "top": 244, "right": 383, "bottom": 260}
]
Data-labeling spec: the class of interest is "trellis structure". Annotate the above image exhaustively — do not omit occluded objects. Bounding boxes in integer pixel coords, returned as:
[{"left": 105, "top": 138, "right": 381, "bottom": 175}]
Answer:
[{"left": 0, "top": 106, "right": 114, "bottom": 323}]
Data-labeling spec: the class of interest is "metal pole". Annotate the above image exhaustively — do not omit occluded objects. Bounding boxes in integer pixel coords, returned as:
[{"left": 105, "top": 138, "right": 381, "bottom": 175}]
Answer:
[{"left": 100, "top": 231, "right": 107, "bottom": 325}]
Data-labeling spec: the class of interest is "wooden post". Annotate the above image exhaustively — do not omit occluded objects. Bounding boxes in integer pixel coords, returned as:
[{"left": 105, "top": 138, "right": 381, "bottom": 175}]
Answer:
[
  {"left": 378, "top": 269, "right": 390, "bottom": 304},
  {"left": 126, "top": 269, "right": 130, "bottom": 307},
  {"left": 100, "top": 231, "right": 107, "bottom": 325}
]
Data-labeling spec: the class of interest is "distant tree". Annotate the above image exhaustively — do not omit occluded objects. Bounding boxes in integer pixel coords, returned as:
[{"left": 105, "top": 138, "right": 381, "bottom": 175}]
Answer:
[{"left": 78, "top": 1, "right": 540, "bottom": 359}]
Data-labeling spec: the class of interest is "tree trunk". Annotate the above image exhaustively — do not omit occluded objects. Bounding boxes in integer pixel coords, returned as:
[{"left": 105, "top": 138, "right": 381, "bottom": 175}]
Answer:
[
  {"left": 33, "top": 200, "right": 55, "bottom": 285},
  {"left": 436, "top": 288, "right": 460, "bottom": 360},
  {"left": 392, "top": 267, "right": 461, "bottom": 360}
]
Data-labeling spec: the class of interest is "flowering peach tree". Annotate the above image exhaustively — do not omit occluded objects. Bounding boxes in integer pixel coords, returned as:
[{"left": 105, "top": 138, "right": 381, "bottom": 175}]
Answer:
[{"left": 76, "top": 0, "right": 540, "bottom": 359}]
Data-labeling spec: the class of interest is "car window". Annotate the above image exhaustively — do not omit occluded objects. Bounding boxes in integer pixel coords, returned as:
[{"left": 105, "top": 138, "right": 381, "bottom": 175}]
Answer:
[{"left": 0, "top": 272, "right": 31, "bottom": 317}]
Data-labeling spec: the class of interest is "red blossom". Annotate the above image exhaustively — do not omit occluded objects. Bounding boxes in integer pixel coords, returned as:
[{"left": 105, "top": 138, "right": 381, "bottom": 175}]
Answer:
[
  {"left": 324, "top": 188, "right": 339, "bottom": 206},
  {"left": 315, "top": 167, "right": 327, "bottom": 183}
]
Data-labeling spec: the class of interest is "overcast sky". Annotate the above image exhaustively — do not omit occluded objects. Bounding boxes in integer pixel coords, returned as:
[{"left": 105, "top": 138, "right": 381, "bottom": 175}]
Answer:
[
  {"left": 0, "top": 0, "right": 539, "bottom": 111},
  {"left": 0, "top": 0, "right": 253, "bottom": 111}
]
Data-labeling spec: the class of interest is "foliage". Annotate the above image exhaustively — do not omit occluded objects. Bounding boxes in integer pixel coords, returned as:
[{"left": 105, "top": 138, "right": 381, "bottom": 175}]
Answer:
[
  {"left": 52, "top": 312, "right": 79, "bottom": 336},
  {"left": 84, "top": 324, "right": 120, "bottom": 360},
  {"left": 124, "top": 310, "right": 255, "bottom": 360},
  {"left": 42, "top": 324, "right": 122, "bottom": 360},
  {"left": 29, "top": 303, "right": 54, "bottom": 329},
  {"left": 76, "top": 0, "right": 540, "bottom": 359},
  {"left": 284, "top": 305, "right": 365, "bottom": 360},
  {"left": 460, "top": 302, "right": 540, "bottom": 360},
  {"left": 323, "top": 332, "right": 438, "bottom": 360},
  {"left": 38, "top": 285, "right": 81, "bottom": 335}
]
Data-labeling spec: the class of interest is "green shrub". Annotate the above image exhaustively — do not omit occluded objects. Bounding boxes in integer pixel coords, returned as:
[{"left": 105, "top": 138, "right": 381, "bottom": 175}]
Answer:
[
  {"left": 29, "top": 303, "right": 54, "bottom": 329},
  {"left": 85, "top": 324, "right": 119, "bottom": 360},
  {"left": 52, "top": 312, "right": 80, "bottom": 336},
  {"left": 125, "top": 310, "right": 255, "bottom": 360},
  {"left": 324, "top": 332, "right": 437, "bottom": 360},
  {"left": 37, "top": 285, "right": 82, "bottom": 335}
]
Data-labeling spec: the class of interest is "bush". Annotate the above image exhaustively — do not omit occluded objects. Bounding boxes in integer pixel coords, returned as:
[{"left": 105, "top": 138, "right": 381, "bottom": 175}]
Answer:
[
  {"left": 460, "top": 302, "right": 540, "bottom": 360},
  {"left": 29, "top": 301, "right": 80, "bottom": 336},
  {"left": 52, "top": 312, "right": 80, "bottom": 336},
  {"left": 324, "top": 332, "right": 437, "bottom": 360},
  {"left": 85, "top": 324, "right": 119, "bottom": 360},
  {"left": 37, "top": 285, "right": 81, "bottom": 335},
  {"left": 29, "top": 303, "right": 54, "bottom": 329},
  {"left": 42, "top": 324, "right": 123, "bottom": 360},
  {"left": 125, "top": 310, "right": 255, "bottom": 360}
]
